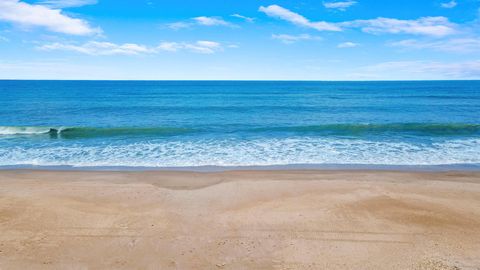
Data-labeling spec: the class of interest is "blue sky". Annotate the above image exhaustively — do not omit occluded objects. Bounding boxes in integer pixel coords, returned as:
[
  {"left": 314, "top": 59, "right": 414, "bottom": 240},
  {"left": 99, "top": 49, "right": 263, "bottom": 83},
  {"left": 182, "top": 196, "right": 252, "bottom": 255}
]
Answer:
[{"left": 0, "top": 0, "right": 479, "bottom": 80}]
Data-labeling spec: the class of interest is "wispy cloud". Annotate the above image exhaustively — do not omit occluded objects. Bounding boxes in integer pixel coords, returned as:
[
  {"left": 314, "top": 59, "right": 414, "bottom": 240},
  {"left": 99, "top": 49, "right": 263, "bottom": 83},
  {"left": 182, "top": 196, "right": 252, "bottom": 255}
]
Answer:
[
  {"left": 231, "top": 14, "right": 255, "bottom": 23},
  {"left": 0, "top": 60, "right": 110, "bottom": 79},
  {"left": 259, "top": 5, "right": 342, "bottom": 31},
  {"left": 165, "top": 21, "right": 191, "bottom": 30},
  {"left": 337, "top": 41, "right": 359, "bottom": 48},
  {"left": 156, "top": 42, "right": 181, "bottom": 52},
  {"left": 259, "top": 5, "right": 456, "bottom": 37},
  {"left": 441, "top": 0, "right": 457, "bottom": 8},
  {"left": 187, "top": 40, "right": 222, "bottom": 54},
  {"left": 36, "top": 0, "right": 97, "bottom": 8},
  {"left": 390, "top": 38, "right": 480, "bottom": 53},
  {"left": 323, "top": 1, "right": 357, "bottom": 11},
  {"left": 38, "top": 40, "right": 225, "bottom": 55},
  {"left": 38, "top": 41, "right": 155, "bottom": 55},
  {"left": 342, "top": 17, "right": 456, "bottom": 37},
  {"left": 166, "top": 16, "right": 236, "bottom": 30},
  {"left": 0, "top": 0, "right": 100, "bottom": 35},
  {"left": 358, "top": 60, "right": 480, "bottom": 79},
  {"left": 158, "top": 40, "right": 223, "bottom": 54},
  {"left": 192, "top": 16, "right": 232, "bottom": 26},
  {"left": 272, "top": 34, "right": 321, "bottom": 44}
]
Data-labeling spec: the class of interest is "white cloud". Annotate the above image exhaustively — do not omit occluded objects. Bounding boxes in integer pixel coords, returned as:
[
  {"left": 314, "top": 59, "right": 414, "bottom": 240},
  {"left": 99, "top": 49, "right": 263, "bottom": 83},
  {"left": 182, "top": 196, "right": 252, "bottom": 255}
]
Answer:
[
  {"left": 0, "top": 36, "right": 9, "bottom": 42},
  {"left": 359, "top": 60, "right": 480, "bottom": 78},
  {"left": 441, "top": 0, "right": 457, "bottom": 8},
  {"left": 343, "top": 17, "right": 456, "bottom": 37},
  {"left": 158, "top": 40, "right": 222, "bottom": 54},
  {"left": 390, "top": 38, "right": 480, "bottom": 53},
  {"left": 259, "top": 5, "right": 456, "bottom": 37},
  {"left": 195, "top": 40, "right": 220, "bottom": 48},
  {"left": 165, "top": 22, "right": 191, "bottom": 30},
  {"left": 36, "top": 0, "right": 97, "bottom": 8},
  {"left": 259, "top": 5, "right": 342, "bottom": 31},
  {"left": 185, "top": 41, "right": 222, "bottom": 54},
  {"left": 272, "top": 34, "right": 321, "bottom": 44},
  {"left": 38, "top": 40, "right": 224, "bottom": 55},
  {"left": 231, "top": 14, "right": 255, "bottom": 23},
  {"left": 157, "top": 42, "right": 182, "bottom": 52},
  {"left": 0, "top": 0, "right": 100, "bottom": 35},
  {"left": 337, "top": 41, "right": 359, "bottom": 48},
  {"left": 166, "top": 16, "right": 235, "bottom": 30},
  {"left": 323, "top": 1, "right": 357, "bottom": 11},
  {"left": 38, "top": 41, "right": 155, "bottom": 55},
  {"left": 192, "top": 16, "right": 232, "bottom": 26}
]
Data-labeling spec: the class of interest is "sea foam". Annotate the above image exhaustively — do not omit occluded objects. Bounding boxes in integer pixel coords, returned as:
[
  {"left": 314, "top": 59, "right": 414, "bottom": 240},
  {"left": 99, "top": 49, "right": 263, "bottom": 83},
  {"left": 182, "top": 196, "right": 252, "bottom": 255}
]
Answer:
[{"left": 0, "top": 137, "right": 478, "bottom": 168}]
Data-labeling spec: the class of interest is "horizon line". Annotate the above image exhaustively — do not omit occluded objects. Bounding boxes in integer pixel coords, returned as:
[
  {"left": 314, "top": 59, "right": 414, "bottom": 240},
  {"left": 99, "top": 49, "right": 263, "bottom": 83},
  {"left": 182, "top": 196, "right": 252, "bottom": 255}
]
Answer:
[{"left": 1, "top": 79, "right": 479, "bottom": 82}]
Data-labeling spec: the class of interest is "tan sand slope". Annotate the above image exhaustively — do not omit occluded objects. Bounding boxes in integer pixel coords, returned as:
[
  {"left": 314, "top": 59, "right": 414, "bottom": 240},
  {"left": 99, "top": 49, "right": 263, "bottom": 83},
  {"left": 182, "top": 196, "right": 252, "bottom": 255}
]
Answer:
[{"left": 0, "top": 170, "right": 479, "bottom": 269}]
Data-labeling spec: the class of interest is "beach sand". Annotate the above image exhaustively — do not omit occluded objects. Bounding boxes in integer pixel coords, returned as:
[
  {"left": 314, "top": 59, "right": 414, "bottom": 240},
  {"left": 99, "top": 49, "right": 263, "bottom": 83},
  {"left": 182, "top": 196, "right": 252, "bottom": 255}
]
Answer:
[{"left": 0, "top": 170, "right": 479, "bottom": 269}]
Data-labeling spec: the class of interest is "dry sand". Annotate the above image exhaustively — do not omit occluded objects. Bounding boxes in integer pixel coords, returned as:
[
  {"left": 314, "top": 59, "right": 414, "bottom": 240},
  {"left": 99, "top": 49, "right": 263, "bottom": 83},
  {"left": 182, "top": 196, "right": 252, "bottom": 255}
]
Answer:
[{"left": 0, "top": 170, "right": 479, "bottom": 269}]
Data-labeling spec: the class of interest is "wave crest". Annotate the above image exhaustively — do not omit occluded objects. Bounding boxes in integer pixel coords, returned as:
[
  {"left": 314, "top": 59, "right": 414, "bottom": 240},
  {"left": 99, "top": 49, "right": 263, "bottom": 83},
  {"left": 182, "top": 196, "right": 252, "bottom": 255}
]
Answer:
[
  {"left": 0, "top": 126, "right": 195, "bottom": 138},
  {"left": 1, "top": 123, "right": 479, "bottom": 139},
  {"left": 0, "top": 126, "right": 53, "bottom": 135}
]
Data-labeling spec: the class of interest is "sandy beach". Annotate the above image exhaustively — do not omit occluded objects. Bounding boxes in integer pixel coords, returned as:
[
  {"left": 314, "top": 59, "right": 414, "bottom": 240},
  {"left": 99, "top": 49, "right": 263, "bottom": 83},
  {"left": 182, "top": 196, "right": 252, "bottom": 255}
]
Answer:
[{"left": 0, "top": 170, "right": 479, "bottom": 269}]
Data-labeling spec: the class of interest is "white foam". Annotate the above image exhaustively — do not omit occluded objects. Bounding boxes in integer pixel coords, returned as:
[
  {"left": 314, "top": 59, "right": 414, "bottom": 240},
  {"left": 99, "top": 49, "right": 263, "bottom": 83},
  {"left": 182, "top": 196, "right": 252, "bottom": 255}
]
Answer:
[
  {"left": 0, "top": 126, "right": 51, "bottom": 135},
  {"left": 0, "top": 137, "right": 479, "bottom": 167}
]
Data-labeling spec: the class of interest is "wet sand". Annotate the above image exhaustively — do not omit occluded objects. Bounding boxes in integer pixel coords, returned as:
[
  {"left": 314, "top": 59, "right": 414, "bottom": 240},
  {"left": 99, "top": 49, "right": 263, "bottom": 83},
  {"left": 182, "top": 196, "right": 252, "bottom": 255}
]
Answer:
[{"left": 0, "top": 170, "right": 479, "bottom": 269}]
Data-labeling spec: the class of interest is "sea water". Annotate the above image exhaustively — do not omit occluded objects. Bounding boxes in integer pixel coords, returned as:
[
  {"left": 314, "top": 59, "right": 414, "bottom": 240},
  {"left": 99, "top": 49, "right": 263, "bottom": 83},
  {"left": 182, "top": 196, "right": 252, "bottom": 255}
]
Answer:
[{"left": 0, "top": 80, "right": 479, "bottom": 169}]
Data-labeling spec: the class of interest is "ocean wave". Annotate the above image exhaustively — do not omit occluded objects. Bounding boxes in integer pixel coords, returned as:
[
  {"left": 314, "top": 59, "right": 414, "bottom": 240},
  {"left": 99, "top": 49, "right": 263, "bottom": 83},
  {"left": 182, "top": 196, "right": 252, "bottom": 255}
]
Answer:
[
  {"left": 0, "top": 126, "right": 196, "bottom": 138},
  {"left": 1, "top": 137, "right": 479, "bottom": 167},
  {"left": 252, "top": 123, "right": 480, "bottom": 136},
  {"left": 2, "top": 123, "right": 479, "bottom": 139}
]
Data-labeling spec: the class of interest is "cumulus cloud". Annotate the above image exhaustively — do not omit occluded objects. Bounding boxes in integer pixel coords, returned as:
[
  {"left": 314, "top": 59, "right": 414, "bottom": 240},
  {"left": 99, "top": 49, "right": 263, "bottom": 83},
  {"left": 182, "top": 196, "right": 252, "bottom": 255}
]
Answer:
[
  {"left": 259, "top": 5, "right": 342, "bottom": 31},
  {"left": 38, "top": 40, "right": 224, "bottom": 55},
  {"left": 337, "top": 41, "right": 359, "bottom": 48},
  {"left": 390, "top": 38, "right": 480, "bottom": 53},
  {"left": 323, "top": 1, "right": 357, "bottom": 11},
  {"left": 272, "top": 34, "right": 321, "bottom": 44},
  {"left": 36, "top": 0, "right": 97, "bottom": 8},
  {"left": 441, "top": 0, "right": 457, "bottom": 8},
  {"left": 0, "top": 0, "right": 100, "bottom": 35},
  {"left": 231, "top": 14, "right": 255, "bottom": 23},
  {"left": 342, "top": 17, "right": 456, "bottom": 37}
]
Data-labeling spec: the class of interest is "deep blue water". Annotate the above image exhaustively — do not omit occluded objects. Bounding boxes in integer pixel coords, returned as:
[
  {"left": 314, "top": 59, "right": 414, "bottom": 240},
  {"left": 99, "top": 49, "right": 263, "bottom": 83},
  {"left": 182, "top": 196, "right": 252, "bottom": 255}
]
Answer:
[{"left": 0, "top": 80, "right": 479, "bottom": 168}]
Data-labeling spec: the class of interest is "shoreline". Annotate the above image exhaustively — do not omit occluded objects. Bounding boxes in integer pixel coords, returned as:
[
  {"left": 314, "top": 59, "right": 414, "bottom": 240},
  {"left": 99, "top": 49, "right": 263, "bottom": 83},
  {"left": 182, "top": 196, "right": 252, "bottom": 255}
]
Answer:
[{"left": 1, "top": 163, "right": 480, "bottom": 172}]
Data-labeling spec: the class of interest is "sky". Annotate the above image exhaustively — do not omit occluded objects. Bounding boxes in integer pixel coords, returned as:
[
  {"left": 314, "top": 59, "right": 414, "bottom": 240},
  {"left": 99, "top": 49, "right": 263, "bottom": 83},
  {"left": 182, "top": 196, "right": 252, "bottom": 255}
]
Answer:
[{"left": 0, "top": 0, "right": 479, "bottom": 80}]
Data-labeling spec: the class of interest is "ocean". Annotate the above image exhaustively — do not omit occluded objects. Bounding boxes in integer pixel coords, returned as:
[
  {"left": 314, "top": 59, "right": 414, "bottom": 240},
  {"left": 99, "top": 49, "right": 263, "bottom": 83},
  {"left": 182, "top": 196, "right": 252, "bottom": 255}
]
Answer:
[{"left": 1, "top": 80, "right": 479, "bottom": 169}]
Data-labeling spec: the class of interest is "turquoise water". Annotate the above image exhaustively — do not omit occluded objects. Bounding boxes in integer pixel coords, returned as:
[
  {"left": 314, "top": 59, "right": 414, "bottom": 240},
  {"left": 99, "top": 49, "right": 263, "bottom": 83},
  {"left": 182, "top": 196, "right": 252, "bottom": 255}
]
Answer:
[{"left": 0, "top": 80, "right": 479, "bottom": 168}]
